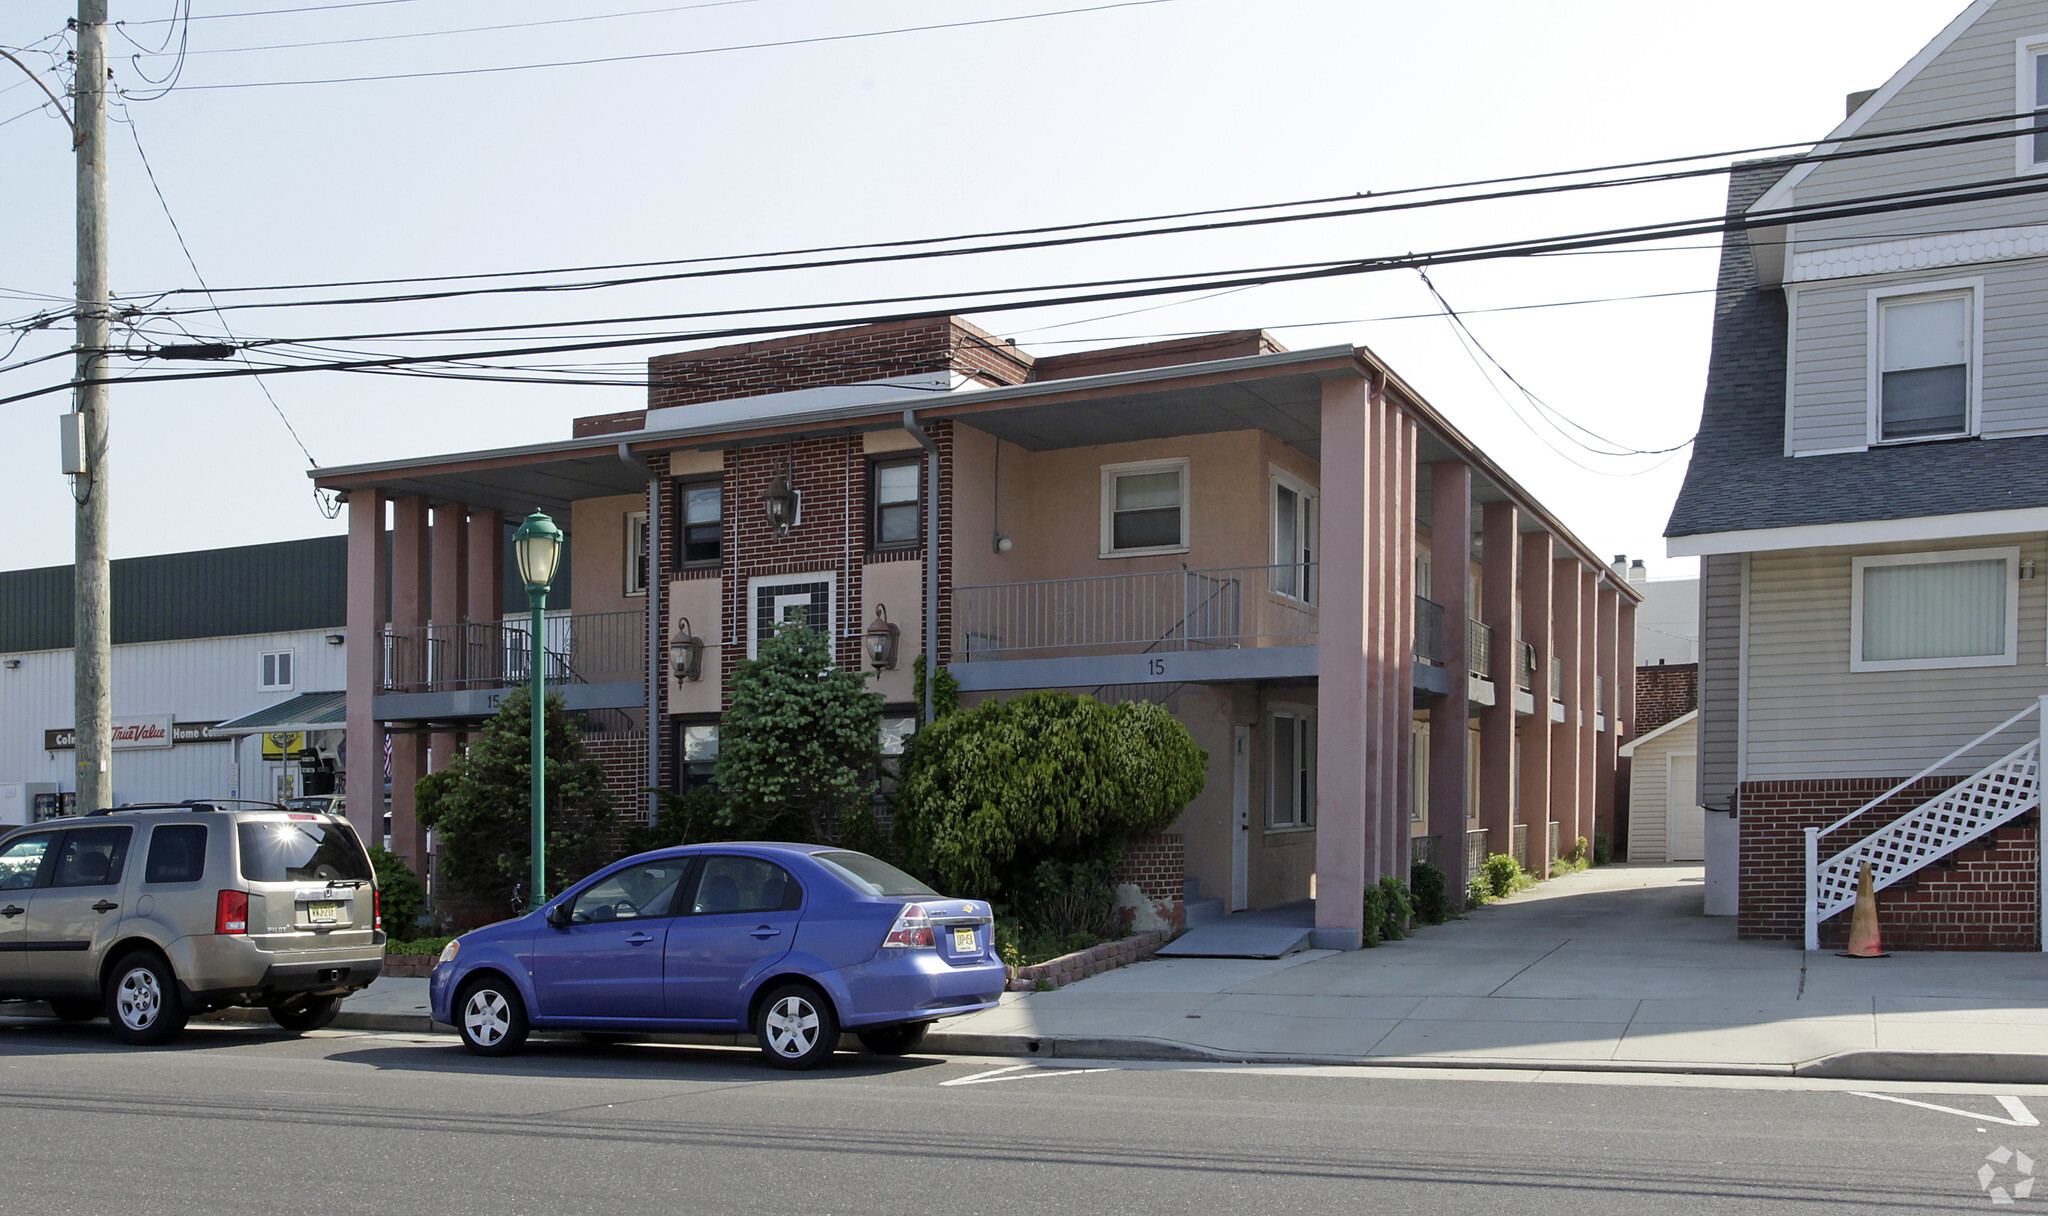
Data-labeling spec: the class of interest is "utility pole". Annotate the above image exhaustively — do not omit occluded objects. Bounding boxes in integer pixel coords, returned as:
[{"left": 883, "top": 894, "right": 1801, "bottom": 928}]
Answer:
[{"left": 71, "top": 0, "right": 113, "bottom": 812}]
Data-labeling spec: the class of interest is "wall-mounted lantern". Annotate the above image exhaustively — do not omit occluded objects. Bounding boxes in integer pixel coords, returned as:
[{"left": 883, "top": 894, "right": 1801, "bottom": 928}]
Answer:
[
  {"left": 761, "top": 452, "right": 802, "bottom": 535},
  {"left": 864, "top": 604, "right": 901, "bottom": 670},
  {"left": 671, "top": 616, "right": 706, "bottom": 682}
]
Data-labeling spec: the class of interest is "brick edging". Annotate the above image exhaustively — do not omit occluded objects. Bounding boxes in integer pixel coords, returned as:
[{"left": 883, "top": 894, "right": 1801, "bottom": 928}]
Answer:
[
  {"left": 382, "top": 954, "right": 437, "bottom": 978},
  {"left": 1004, "top": 929, "right": 1171, "bottom": 992}
]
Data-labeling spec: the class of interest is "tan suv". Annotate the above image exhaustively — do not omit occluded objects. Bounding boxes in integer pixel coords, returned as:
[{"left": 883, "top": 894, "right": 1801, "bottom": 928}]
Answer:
[{"left": 0, "top": 800, "right": 385, "bottom": 1045}]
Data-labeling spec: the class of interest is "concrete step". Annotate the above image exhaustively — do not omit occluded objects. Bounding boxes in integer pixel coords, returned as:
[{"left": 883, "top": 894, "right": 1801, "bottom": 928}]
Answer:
[
  {"left": 1156, "top": 921, "right": 1312, "bottom": 959},
  {"left": 1184, "top": 896, "right": 1224, "bottom": 928}
]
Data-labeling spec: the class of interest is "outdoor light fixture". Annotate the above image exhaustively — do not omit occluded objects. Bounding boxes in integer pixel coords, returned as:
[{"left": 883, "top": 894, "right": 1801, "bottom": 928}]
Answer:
[
  {"left": 864, "top": 604, "right": 901, "bottom": 670},
  {"left": 512, "top": 509, "right": 565, "bottom": 911},
  {"left": 324, "top": 633, "right": 345, "bottom": 646},
  {"left": 2, "top": 659, "right": 19, "bottom": 670},
  {"left": 761, "top": 452, "right": 802, "bottom": 535},
  {"left": 992, "top": 531, "right": 1013, "bottom": 553},
  {"left": 671, "top": 616, "right": 705, "bottom": 682}
]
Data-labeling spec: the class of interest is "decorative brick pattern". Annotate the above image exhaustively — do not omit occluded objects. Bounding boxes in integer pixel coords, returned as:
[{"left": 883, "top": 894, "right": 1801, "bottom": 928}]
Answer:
[
  {"left": 1738, "top": 777, "right": 2041, "bottom": 950},
  {"left": 1633, "top": 663, "right": 1697, "bottom": 738}
]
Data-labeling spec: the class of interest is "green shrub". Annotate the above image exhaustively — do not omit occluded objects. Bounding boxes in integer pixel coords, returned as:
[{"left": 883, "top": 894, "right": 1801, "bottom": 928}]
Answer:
[
  {"left": 619, "top": 786, "right": 748, "bottom": 856},
  {"left": 1378, "top": 875, "right": 1412, "bottom": 940},
  {"left": 1592, "top": 832, "right": 1613, "bottom": 866},
  {"left": 1481, "top": 852, "right": 1521, "bottom": 900},
  {"left": 1467, "top": 876, "right": 1492, "bottom": 907},
  {"left": 1019, "top": 855, "right": 1122, "bottom": 939},
  {"left": 1410, "top": 861, "right": 1452, "bottom": 924},
  {"left": 716, "top": 620, "right": 883, "bottom": 843},
  {"left": 366, "top": 846, "right": 425, "bottom": 936},
  {"left": 1568, "top": 835, "right": 1589, "bottom": 864},
  {"left": 385, "top": 936, "right": 453, "bottom": 957},
  {"left": 894, "top": 690, "right": 1207, "bottom": 922},
  {"left": 1360, "top": 884, "right": 1386, "bottom": 947}
]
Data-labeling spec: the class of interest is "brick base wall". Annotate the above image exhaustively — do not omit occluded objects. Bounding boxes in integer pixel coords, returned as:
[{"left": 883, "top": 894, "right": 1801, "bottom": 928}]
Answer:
[
  {"left": 1739, "top": 777, "right": 2040, "bottom": 950},
  {"left": 1113, "top": 833, "right": 1185, "bottom": 936},
  {"left": 583, "top": 732, "right": 649, "bottom": 825}
]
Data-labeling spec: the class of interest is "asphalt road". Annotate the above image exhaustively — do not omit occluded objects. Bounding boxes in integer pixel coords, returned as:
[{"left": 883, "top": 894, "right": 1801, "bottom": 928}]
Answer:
[{"left": 0, "top": 1017, "right": 2036, "bottom": 1213}]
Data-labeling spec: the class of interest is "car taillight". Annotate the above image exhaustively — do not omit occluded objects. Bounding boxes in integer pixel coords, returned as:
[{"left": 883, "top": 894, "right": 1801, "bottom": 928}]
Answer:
[
  {"left": 215, "top": 889, "right": 248, "bottom": 935},
  {"left": 374, "top": 890, "right": 383, "bottom": 931},
  {"left": 882, "top": 903, "right": 935, "bottom": 949}
]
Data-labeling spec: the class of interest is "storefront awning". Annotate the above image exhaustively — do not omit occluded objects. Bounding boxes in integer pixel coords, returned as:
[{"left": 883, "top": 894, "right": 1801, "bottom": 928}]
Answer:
[{"left": 209, "top": 691, "right": 348, "bottom": 736}]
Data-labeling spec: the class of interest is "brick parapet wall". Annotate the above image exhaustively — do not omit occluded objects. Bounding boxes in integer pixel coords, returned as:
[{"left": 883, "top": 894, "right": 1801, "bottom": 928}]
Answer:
[
  {"left": 1738, "top": 777, "right": 2040, "bottom": 950},
  {"left": 1633, "top": 663, "right": 1698, "bottom": 738}
]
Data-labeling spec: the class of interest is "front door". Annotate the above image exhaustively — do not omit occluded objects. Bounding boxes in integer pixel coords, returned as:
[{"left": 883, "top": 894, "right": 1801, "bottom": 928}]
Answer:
[
  {"left": 0, "top": 832, "right": 57, "bottom": 994},
  {"left": 21, "top": 826, "right": 133, "bottom": 994},
  {"left": 663, "top": 854, "right": 801, "bottom": 1026},
  {"left": 528, "top": 858, "right": 688, "bottom": 1022},
  {"left": 1667, "top": 752, "right": 1704, "bottom": 862},
  {"left": 1230, "top": 725, "right": 1250, "bottom": 911}
]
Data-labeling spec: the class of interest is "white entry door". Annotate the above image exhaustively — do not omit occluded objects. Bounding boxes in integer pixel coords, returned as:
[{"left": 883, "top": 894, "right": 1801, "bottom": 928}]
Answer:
[
  {"left": 1230, "top": 725, "right": 1250, "bottom": 911},
  {"left": 1667, "top": 752, "right": 1704, "bottom": 861}
]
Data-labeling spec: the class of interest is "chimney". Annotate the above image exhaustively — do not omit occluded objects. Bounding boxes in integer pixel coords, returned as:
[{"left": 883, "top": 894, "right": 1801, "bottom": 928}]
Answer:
[
  {"left": 1611, "top": 553, "right": 1629, "bottom": 579},
  {"left": 1628, "top": 559, "right": 1647, "bottom": 584},
  {"left": 1846, "top": 88, "right": 1878, "bottom": 118}
]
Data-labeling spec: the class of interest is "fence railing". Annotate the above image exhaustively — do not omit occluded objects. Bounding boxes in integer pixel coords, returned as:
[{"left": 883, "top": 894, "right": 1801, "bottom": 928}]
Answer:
[
  {"left": 1516, "top": 641, "right": 1537, "bottom": 691},
  {"left": 1465, "top": 827, "right": 1489, "bottom": 879},
  {"left": 1414, "top": 597, "right": 1445, "bottom": 664},
  {"left": 380, "top": 609, "right": 647, "bottom": 693},
  {"left": 952, "top": 564, "right": 1317, "bottom": 660},
  {"left": 1469, "top": 619, "right": 1492, "bottom": 680}
]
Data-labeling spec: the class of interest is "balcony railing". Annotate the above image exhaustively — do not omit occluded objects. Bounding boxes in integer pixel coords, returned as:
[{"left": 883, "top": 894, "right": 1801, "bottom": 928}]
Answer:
[
  {"left": 1516, "top": 641, "right": 1537, "bottom": 691},
  {"left": 1415, "top": 596, "right": 1445, "bottom": 664},
  {"left": 380, "top": 609, "right": 647, "bottom": 693},
  {"left": 1550, "top": 654, "right": 1565, "bottom": 699},
  {"left": 953, "top": 564, "right": 1316, "bottom": 660},
  {"left": 1469, "top": 619, "right": 1492, "bottom": 681}
]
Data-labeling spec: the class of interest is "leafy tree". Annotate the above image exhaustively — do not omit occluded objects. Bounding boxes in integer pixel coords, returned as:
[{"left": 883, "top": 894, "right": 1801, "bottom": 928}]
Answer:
[
  {"left": 617, "top": 786, "right": 748, "bottom": 856},
  {"left": 715, "top": 619, "right": 884, "bottom": 842},
  {"left": 414, "top": 687, "right": 615, "bottom": 909},
  {"left": 894, "top": 690, "right": 1208, "bottom": 914}
]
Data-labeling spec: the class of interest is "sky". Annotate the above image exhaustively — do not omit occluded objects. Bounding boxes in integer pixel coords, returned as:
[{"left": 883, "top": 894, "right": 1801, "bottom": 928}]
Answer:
[{"left": 0, "top": 0, "right": 1967, "bottom": 578}]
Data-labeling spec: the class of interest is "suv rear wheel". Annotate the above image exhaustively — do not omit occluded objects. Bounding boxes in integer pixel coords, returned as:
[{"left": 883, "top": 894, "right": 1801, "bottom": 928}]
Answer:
[
  {"left": 269, "top": 994, "right": 343, "bottom": 1033},
  {"left": 104, "top": 951, "right": 188, "bottom": 1046}
]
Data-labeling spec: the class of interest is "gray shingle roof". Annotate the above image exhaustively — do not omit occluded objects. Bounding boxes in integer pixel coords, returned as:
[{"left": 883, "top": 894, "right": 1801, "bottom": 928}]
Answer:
[{"left": 1665, "top": 161, "right": 2048, "bottom": 540}]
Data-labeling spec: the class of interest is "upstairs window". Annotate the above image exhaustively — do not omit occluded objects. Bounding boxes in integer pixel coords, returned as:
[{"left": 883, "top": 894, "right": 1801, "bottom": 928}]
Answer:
[
  {"left": 1101, "top": 458, "right": 1189, "bottom": 556},
  {"left": 1851, "top": 548, "right": 2017, "bottom": 672},
  {"left": 868, "top": 457, "right": 921, "bottom": 550},
  {"left": 260, "top": 649, "right": 294, "bottom": 691},
  {"left": 677, "top": 478, "right": 722, "bottom": 567},
  {"left": 2019, "top": 37, "right": 2048, "bottom": 172},
  {"left": 625, "top": 511, "right": 649, "bottom": 596},
  {"left": 1872, "top": 286, "right": 1974, "bottom": 443},
  {"left": 1272, "top": 473, "right": 1317, "bottom": 602}
]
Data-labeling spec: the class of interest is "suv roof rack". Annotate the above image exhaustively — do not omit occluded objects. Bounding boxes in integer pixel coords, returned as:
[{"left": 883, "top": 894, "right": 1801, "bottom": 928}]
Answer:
[{"left": 84, "top": 799, "right": 289, "bottom": 817}]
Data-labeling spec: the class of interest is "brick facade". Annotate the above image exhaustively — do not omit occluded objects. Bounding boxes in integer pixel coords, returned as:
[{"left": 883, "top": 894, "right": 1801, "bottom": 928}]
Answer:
[
  {"left": 1738, "top": 777, "right": 2040, "bottom": 950},
  {"left": 582, "top": 731, "right": 649, "bottom": 823},
  {"left": 1633, "top": 663, "right": 1697, "bottom": 738},
  {"left": 1112, "top": 832, "right": 1186, "bottom": 936}
]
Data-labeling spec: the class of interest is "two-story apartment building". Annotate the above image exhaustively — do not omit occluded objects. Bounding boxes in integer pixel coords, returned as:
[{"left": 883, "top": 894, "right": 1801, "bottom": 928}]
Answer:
[
  {"left": 1669, "top": 0, "right": 2048, "bottom": 950},
  {"left": 316, "top": 316, "right": 1638, "bottom": 949}
]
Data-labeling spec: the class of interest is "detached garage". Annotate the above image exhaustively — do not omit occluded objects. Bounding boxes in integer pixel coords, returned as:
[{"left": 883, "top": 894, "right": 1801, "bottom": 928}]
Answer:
[{"left": 1620, "top": 711, "right": 1699, "bottom": 862}]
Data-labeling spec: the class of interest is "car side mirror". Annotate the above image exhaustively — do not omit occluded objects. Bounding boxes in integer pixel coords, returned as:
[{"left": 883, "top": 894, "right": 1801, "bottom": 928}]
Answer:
[{"left": 545, "top": 903, "right": 571, "bottom": 930}]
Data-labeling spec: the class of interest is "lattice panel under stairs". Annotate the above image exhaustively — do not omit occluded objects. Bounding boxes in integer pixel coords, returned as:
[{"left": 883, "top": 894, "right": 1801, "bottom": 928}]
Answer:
[{"left": 1814, "top": 741, "right": 2042, "bottom": 924}]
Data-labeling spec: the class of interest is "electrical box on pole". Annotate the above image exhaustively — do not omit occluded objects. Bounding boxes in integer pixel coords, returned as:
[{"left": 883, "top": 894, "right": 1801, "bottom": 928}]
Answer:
[{"left": 58, "top": 412, "right": 84, "bottom": 475}]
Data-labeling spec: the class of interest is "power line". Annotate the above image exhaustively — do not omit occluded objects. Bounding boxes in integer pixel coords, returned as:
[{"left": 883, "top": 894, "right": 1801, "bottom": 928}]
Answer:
[
  {"left": 163, "top": 0, "right": 1199, "bottom": 91},
  {"left": 127, "top": 0, "right": 779, "bottom": 56},
  {"left": 119, "top": 0, "right": 438, "bottom": 24}
]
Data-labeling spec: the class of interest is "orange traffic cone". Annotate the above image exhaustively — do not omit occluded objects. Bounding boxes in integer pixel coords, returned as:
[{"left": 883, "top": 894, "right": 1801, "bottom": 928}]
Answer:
[{"left": 1836, "top": 861, "right": 1890, "bottom": 958}]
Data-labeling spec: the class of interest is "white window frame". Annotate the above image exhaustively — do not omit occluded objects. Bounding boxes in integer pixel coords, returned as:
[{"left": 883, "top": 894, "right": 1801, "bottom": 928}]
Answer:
[
  {"left": 1266, "top": 707, "right": 1316, "bottom": 832},
  {"left": 1100, "top": 457, "right": 1191, "bottom": 558},
  {"left": 2016, "top": 34, "right": 2048, "bottom": 176},
  {"left": 1848, "top": 546, "right": 2019, "bottom": 673},
  {"left": 259, "top": 649, "right": 295, "bottom": 692},
  {"left": 1865, "top": 279, "right": 1982, "bottom": 446},
  {"left": 1269, "top": 467, "right": 1318, "bottom": 604},
  {"left": 624, "top": 511, "right": 649, "bottom": 597},
  {"left": 745, "top": 572, "right": 837, "bottom": 659}
]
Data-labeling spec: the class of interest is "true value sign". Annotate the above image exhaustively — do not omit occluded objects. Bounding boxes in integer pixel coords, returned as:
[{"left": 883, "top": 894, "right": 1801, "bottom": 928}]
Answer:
[{"left": 43, "top": 716, "right": 223, "bottom": 751}]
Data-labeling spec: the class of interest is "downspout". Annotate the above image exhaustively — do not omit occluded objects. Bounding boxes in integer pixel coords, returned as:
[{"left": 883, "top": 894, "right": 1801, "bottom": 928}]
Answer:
[
  {"left": 902, "top": 410, "right": 942, "bottom": 727},
  {"left": 619, "top": 444, "right": 663, "bottom": 826}
]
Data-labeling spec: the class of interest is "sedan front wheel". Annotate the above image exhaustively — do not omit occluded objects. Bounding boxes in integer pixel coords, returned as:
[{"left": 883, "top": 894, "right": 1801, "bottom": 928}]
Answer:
[{"left": 456, "top": 977, "right": 529, "bottom": 1057}]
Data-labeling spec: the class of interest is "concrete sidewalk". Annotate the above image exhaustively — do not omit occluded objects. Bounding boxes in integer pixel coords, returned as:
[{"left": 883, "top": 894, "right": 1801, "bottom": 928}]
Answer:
[{"left": 313, "top": 862, "right": 2048, "bottom": 1081}]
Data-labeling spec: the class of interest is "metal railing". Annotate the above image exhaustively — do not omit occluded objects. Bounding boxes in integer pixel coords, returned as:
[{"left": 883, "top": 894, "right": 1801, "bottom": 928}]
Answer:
[
  {"left": 1465, "top": 827, "right": 1489, "bottom": 879},
  {"left": 1414, "top": 596, "right": 1445, "bottom": 664},
  {"left": 952, "top": 563, "right": 1316, "bottom": 660},
  {"left": 380, "top": 609, "right": 648, "bottom": 693},
  {"left": 1550, "top": 654, "right": 1565, "bottom": 700},
  {"left": 1469, "top": 619, "right": 1492, "bottom": 680},
  {"left": 1511, "top": 822, "right": 1529, "bottom": 870},
  {"left": 1547, "top": 820, "right": 1560, "bottom": 863},
  {"left": 1516, "top": 641, "right": 1537, "bottom": 691},
  {"left": 1410, "top": 834, "right": 1440, "bottom": 870}
]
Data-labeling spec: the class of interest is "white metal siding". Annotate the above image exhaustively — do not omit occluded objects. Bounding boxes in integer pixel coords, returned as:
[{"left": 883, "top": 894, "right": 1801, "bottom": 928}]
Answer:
[{"left": 1743, "top": 536, "right": 2048, "bottom": 780}]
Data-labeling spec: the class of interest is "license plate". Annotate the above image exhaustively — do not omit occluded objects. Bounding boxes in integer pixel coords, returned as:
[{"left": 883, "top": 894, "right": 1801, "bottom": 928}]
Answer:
[
  {"left": 952, "top": 927, "right": 976, "bottom": 953},
  {"left": 306, "top": 902, "right": 341, "bottom": 923}
]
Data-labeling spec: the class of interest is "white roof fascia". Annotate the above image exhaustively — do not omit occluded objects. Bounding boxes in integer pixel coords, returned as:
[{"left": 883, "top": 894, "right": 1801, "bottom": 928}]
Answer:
[
  {"left": 1620, "top": 709, "right": 1697, "bottom": 757},
  {"left": 1667, "top": 505, "right": 2048, "bottom": 557},
  {"left": 1747, "top": 0, "right": 2002, "bottom": 218}
]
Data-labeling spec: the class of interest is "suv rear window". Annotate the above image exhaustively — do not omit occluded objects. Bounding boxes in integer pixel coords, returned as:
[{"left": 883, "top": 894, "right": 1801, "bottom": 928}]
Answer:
[
  {"left": 237, "top": 820, "right": 372, "bottom": 883},
  {"left": 145, "top": 824, "right": 209, "bottom": 884},
  {"left": 812, "top": 850, "right": 938, "bottom": 898}
]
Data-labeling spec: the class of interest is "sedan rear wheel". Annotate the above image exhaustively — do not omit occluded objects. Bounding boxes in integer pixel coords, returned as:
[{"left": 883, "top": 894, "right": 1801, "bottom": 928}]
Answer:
[
  {"left": 103, "top": 951, "right": 188, "bottom": 1046},
  {"left": 754, "top": 982, "right": 838, "bottom": 1070},
  {"left": 456, "top": 977, "right": 529, "bottom": 1056}
]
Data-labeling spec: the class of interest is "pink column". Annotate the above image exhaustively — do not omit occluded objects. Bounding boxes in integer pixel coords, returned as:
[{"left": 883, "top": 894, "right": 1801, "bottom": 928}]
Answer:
[
  {"left": 1594, "top": 583, "right": 1620, "bottom": 845},
  {"left": 1428, "top": 460, "right": 1473, "bottom": 904},
  {"left": 1577, "top": 568, "right": 1599, "bottom": 859},
  {"left": 343, "top": 490, "right": 386, "bottom": 846},
  {"left": 1518, "top": 532, "right": 1554, "bottom": 878},
  {"left": 1477, "top": 501, "right": 1519, "bottom": 868},
  {"left": 1315, "top": 376, "right": 1372, "bottom": 949},
  {"left": 387, "top": 496, "right": 431, "bottom": 858},
  {"left": 416, "top": 504, "right": 468, "bottom": 875},
  {"left": 1361, "top": 383, "right": 1387, "bottom": 891},
  {"left": 1549, "top": 557, "right": 1582, "bottom": 864}
]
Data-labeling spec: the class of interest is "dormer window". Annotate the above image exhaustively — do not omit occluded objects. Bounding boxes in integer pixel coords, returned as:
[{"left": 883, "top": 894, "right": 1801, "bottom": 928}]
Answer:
[{"left": 1870, "top": 283, "right": 1977, "bottom": 443}]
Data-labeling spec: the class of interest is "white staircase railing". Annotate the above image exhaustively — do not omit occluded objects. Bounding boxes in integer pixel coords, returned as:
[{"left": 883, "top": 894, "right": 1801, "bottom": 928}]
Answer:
[{"left": 1804, "top": 696, "right": 2047, "bottom": 950}]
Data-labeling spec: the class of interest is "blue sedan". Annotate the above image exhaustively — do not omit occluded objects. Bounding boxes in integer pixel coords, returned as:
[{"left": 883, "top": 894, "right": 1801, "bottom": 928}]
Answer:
[{"left": 430, "top": 843, "right": 1005, "bottom": 1068}]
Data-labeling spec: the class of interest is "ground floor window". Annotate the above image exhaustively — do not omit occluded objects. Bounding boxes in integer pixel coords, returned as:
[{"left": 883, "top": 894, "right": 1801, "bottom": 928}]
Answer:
[
  {"left": 1268, "top": 711, "right": 1316, "bottom": 829},
  {"left": 672, "top": 720, "right": 719, "bottom": 791}
]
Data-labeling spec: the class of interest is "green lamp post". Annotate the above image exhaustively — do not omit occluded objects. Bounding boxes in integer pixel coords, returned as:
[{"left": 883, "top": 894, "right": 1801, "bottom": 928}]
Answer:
[{"left": 513, "top": 510, "right": 565, "bottom": 911}]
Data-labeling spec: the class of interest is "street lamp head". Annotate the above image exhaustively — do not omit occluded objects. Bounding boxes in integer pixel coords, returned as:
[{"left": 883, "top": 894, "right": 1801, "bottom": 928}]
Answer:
[{"left": 513, "top": 510, "right": 565, "bottom": 593}]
